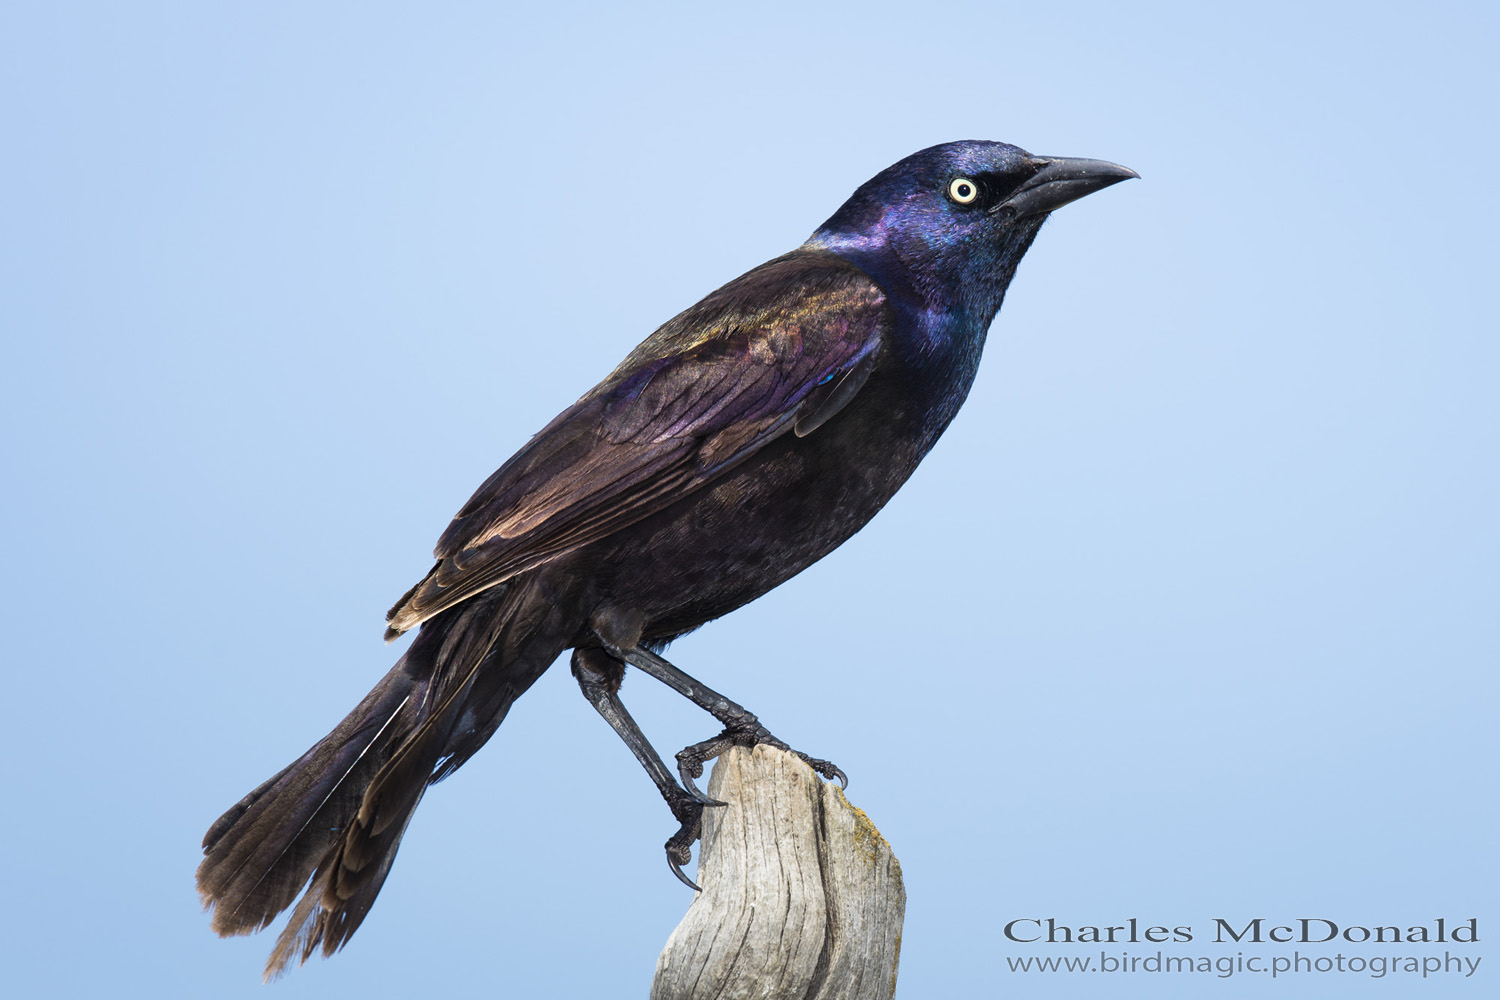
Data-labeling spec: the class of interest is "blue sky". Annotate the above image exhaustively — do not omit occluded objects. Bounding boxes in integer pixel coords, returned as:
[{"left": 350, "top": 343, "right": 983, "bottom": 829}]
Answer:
[{"left": 2, "top": 2, "right": 1494, "bottom": 997}]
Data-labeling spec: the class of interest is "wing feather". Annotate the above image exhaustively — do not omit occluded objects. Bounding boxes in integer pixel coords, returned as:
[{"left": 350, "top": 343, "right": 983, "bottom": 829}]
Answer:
[{"left": 385, "top": 251, "right": 887, "bottom": 637}]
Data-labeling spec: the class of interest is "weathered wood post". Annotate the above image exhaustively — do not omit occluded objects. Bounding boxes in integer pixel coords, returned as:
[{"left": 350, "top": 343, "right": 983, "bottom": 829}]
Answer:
[{"left": 651, "top": 745, "right": 905, "bottom": 1000}]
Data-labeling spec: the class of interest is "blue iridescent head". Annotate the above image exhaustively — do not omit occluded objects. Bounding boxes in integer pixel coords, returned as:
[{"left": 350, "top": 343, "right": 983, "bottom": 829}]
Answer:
[{"left": 806, "top": 140, "right": 1136, "bottom": 322}]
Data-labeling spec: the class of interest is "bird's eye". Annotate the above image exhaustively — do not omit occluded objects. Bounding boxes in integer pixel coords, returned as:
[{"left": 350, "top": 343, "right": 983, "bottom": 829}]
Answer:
[{"left": 948, "top": 177, "right": 979, "bottom": 205}]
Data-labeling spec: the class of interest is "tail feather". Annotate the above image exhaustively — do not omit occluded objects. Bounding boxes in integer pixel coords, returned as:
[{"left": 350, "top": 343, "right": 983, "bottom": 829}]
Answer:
[
  {"left": 264, "top": 805, "right": 420, "bottom": 979},
  {"left": 196, "top": 585, "right": 540, "bottom": 979},
  {"left": 196, "top": 661, "right": 423, "bottom": 938},
  {"left": 201, "top": 760, "right": 297, "bottom": 854}
]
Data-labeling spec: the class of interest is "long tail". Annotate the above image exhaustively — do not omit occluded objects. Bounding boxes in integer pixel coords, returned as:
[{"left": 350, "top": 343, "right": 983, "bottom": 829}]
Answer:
[{"left": 196, "top": 584, "right": 558, "bottom": 978}]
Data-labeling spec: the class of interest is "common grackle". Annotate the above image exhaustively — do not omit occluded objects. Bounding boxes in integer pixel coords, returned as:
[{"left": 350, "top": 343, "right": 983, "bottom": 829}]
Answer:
[{"left": 197, "top": 140, "right": 1135, "bottom": 976}]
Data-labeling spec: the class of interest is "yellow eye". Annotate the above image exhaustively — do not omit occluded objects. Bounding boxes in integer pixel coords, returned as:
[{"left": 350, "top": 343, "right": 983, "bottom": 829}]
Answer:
[{"left": 948, "top": 177, "right": 979, "bottom": 204}]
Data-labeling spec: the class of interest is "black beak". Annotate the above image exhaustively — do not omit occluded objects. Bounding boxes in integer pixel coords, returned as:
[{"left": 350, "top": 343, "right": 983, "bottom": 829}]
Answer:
[{"left": 998, "top": 156, "right": 1138, "bottom": 218}]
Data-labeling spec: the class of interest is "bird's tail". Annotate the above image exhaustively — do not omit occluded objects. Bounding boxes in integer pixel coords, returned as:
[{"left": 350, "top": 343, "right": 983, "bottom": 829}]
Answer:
[{"left": 197, "top": 585, "right": 554, "bottom": 979}]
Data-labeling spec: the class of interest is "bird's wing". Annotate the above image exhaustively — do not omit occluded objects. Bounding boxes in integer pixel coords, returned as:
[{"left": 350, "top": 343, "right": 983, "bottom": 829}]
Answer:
[{"left": 385, "top": 251, "right": 887, "bottom": 637}]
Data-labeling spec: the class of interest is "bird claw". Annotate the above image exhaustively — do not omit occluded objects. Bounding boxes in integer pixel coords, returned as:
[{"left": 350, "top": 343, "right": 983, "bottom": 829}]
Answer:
[
  {"left": 682, "top": 777, "right": 728, "bottom": 807},
  {"left": 801, "top": 755, "right": 849, "bottom": 789},
  {"left": 667, "top": 846, "right": 701, "bottom": 891},
  {"left": 676, "top": 759, "right": 728, "bottom": 806},
  {"left": 665, "top": 797, "right": 704, "bottom": 891}
]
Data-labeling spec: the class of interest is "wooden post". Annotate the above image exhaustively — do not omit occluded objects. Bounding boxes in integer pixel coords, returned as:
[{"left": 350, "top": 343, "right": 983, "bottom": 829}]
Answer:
[{"left": 651, "top": 745, "right": 905, "bottom": 1000}]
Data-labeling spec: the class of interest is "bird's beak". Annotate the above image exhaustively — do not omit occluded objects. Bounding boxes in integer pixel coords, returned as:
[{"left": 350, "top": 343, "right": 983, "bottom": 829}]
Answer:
[{"left": 998, "top": 157, "right": 1139, "bottom": 218}]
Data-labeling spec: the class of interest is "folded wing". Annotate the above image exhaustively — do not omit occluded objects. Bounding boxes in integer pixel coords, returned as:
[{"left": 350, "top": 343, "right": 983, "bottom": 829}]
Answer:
[{"left": 385, "top": 251, "right": 888, "bottom": 638}]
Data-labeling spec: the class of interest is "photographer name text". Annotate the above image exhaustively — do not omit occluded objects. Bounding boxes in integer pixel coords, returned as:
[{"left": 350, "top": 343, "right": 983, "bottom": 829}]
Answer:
[{"left": 1003, "top": 917, "right": 1478, "bottom": 946}]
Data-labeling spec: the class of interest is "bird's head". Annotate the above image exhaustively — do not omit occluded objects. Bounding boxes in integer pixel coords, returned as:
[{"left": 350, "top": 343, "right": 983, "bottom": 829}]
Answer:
[{"left": 806, "top": 140, "right": 1136, "bottom": 323}]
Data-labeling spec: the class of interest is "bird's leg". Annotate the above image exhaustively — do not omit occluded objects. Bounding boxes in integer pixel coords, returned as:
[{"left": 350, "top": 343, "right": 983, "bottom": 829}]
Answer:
[
  {"left": 570, "top": 647, "right": 718, "bottom": 890},
  {"left": 599, "top": 640, "right": 848, "bottom": 798}
]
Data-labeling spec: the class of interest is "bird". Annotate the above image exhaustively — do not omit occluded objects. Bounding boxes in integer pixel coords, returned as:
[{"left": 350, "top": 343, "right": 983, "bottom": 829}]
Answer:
[{"left": 197, "top": 139, "right": 1135, "bottom": 977}]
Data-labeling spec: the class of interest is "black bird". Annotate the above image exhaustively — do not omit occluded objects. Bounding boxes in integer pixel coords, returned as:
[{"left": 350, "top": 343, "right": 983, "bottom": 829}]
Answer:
[{"left": 197, "top": 139, "right": 1135, "bottom": 976}]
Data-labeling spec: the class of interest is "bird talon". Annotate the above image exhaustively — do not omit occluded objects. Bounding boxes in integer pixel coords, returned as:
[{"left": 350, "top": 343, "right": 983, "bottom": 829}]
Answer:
[
  {"left": 788, "top": 750, "right": 848, "bottom": 788},
  {"left": 668, "top": 855, "right": 702, "bottom": 891},
  {"left": 681, "top": 773, "right": 726, "bottom": 806},
  {"left": 665, "top": 813, "right": 703, "bottom": 890},
  {"left": 814, "top": 760, "right": 848, "bottom": 787}
]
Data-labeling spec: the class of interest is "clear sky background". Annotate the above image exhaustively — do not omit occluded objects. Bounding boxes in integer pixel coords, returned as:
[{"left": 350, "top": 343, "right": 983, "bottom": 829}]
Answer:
[{"left": 2, "top": 2, "right": 1495, "bottom": 997}]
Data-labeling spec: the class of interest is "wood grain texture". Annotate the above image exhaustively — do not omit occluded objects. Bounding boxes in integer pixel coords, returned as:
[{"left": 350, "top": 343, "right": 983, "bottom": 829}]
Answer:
[{"left": 651, "top": 745, "right": 905, "bottom": 1000}]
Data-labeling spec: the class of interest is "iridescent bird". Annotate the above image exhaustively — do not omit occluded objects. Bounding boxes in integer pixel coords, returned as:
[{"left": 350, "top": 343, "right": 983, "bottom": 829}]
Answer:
[{"left": 197, "top": 140, "right": 1135, "bottom": 977}]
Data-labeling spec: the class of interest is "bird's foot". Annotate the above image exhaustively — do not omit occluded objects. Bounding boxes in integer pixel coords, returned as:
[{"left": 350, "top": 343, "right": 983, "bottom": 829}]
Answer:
[
  {"left": 675, "top": 724, "right": 848, "bottom": 802},
  {"left": 662, "top": 730, "right": 846, "bottom": 890},
  {"left": 664, "top": 790, "right": 705, "bottom": 890}
]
